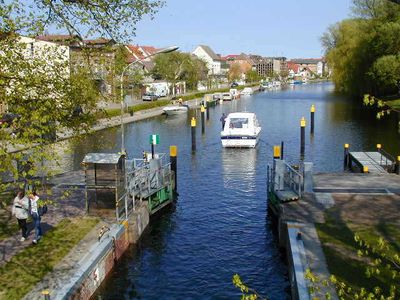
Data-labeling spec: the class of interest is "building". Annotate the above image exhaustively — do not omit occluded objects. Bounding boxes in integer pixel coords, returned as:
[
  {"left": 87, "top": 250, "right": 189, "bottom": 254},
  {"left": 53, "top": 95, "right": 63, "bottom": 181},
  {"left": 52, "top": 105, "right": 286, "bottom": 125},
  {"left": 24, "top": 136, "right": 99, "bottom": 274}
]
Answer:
[
  {"left": 223, "top": 53, "right": 252, "bottom": 80},
  {"left": 289, "top": 58, "right": 327, "bottom": 76},
  {"left": 192, "top": 45, "right": 222, "bottom": 76},
  {"left": 37, "top": 35, "right": 118, "bottom": 95},
  {"left": 249, "top": 55, "right": 274, "bottom": 78}
]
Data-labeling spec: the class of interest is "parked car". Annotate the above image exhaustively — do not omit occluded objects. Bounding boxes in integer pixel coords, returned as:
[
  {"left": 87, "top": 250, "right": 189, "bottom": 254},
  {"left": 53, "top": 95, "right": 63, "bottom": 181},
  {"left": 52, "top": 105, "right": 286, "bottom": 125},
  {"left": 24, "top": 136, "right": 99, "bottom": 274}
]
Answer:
[
  {"left": 142, "top": 93, "right": 158, "bottom": 101},
  {"left": 230, "top": 82, "right": 239, "bottom": 88},
  {"left": 0, "top": 113, "right": 20, "bottom": 127},
  {"left": 222, "top": 92, "right": 233, "bottom": 101}
]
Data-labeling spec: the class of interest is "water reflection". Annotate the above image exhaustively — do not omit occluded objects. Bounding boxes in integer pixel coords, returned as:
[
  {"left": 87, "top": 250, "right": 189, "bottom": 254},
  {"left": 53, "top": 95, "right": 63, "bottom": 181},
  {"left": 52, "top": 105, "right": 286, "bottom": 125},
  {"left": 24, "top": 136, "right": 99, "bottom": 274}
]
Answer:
[{"left": 221, "top": 148, "right": 258, "bottom": 191}]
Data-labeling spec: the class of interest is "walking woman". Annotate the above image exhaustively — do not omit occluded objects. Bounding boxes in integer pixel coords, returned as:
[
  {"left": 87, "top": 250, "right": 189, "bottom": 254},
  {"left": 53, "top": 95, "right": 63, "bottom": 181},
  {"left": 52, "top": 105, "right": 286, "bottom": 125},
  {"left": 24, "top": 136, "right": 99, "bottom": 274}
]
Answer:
[
  {"left": 12, "top": 190, "right": 29, "bottom": 242},
  {"left": 29, "top": 192, "right": 42, "bottom": 244}
]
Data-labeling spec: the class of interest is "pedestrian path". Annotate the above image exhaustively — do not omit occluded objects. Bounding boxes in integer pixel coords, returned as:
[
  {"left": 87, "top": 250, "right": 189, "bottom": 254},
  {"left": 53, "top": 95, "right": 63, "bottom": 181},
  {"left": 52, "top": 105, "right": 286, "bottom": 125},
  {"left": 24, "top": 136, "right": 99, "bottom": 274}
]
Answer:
[{"left": 0, "top": 188, "right": 85, "bottom": 267}]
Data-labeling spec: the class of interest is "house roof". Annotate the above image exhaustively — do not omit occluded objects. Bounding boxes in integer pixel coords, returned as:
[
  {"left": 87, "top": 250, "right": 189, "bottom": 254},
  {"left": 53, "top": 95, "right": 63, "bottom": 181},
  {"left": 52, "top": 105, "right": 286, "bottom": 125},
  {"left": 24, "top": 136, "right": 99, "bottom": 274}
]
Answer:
[
  {"left": 287, "top": 61, "right": 300, "bottom": 72},
  {"left": 36, "top": 34, "right": 82, "bottom": 45},
  {"left": 82, "top": 153, "right": 123, "bottom": 164},
  {"left": 127, "top": 45, "right": 145, "bottom": 60},
  {"left": 84, "top": 38, "right": 116, "bottom": 46},
  {"left": 198, "top": 45, "right": 220, "bottom": 61},
  {"left": 290, "top": 58, "right": 322, "bottom": 65},
  {"left": 141, "top": 46, "right": 158, "bottom": 55}
]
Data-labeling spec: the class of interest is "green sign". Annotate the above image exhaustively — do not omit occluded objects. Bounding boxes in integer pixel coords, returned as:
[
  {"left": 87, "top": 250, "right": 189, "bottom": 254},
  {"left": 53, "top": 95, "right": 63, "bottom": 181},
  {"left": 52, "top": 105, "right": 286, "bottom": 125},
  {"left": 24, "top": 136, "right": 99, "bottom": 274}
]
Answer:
[{"left": 149, "top": 134, "right": 160, "bottom": 145}]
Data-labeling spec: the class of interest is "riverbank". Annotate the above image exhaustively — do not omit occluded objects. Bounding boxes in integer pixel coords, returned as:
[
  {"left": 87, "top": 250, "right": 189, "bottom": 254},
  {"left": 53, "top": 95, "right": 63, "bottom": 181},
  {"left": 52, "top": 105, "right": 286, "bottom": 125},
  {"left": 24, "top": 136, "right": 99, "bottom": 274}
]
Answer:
[{"left": 1, "top": 84, "right": 262, "bottom": 299}]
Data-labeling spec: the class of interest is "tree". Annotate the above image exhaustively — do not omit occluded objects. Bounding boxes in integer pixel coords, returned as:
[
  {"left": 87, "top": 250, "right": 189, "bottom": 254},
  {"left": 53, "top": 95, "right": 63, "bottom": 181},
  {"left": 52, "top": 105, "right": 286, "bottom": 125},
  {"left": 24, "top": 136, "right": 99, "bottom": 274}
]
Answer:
[
  {"left": 322, "top": 0, "right": 400, "bottom": 97},
  {"left": 152, "top": 52, "right": 208, "bottom": 93},
  {"left": 228, "top": 63, "right": 242, "bottom": 82},
  {"left": 0, "top": 0, "right": 164, "bottom": 41},
  {"left": 245, "top": 70, "right": 261, "bottom": 83},
  {"left": 306, "top": 233, "right": 400, "bottom": 299},
  {"left": 0, "top": 1, "right": 164, "bottom": 192}
]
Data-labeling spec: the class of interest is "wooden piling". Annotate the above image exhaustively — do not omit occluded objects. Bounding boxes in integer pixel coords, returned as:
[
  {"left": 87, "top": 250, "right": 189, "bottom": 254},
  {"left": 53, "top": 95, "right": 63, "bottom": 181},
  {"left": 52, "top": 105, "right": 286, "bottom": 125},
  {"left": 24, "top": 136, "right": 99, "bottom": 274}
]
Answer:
[
  {"left": 170, "top": 146, "right": 177, "bottom": 191},
  {"left": 310, "top": 104, "right": 315, "bottom": 134},
  {"left": 281, "top": 141, "right": 284, "bottom": 160},
  {"left": 191, "top": 117, "right": 196, "bottom": 152},
  {"left": 300, "top": 117, "right": 306, "bottom": 156},
  {"left": 344, "top": 143, "right": 350, "bottom": 170},
  {"left": 201, "top": 105, "right": 205, "bottom": 134},
  {"left": 206, "top": 103, "right": 210, "bottom": 120}
]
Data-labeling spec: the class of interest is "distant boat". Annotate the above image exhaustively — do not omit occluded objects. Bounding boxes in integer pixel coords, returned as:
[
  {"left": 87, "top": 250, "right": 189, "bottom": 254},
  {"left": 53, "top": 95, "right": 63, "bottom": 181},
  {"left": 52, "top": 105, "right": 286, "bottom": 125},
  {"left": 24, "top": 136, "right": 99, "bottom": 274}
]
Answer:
[
  {"left": 221, "top": 112, "right": 261, "bottom": 148},
  {"left": 240, "top": 87, "right": 253, "bottom": 96},
  {"left": 163, "top": 105, "right": 189, "bottom": 115}
]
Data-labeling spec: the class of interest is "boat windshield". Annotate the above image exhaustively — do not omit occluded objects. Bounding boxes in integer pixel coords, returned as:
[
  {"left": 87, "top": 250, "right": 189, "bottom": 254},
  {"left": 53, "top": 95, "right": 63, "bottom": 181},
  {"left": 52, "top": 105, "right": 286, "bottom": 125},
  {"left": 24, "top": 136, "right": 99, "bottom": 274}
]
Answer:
[{"left": 229, "top": 117, "right": 249, "bottom": 129}]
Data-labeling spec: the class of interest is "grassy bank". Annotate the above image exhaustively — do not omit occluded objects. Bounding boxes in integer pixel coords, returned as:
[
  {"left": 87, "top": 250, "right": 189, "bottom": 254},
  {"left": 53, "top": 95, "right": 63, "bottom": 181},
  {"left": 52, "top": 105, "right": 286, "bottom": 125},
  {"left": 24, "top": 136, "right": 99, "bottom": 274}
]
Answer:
[
  {"left": 315, "top": 208, "right": 400, "bottom": 297},
  {"left": 99, "top": 83, "right": 260, "bottom": 119},
  {"left": 0, "top": 217, "right": 99, "bottom": 299}
]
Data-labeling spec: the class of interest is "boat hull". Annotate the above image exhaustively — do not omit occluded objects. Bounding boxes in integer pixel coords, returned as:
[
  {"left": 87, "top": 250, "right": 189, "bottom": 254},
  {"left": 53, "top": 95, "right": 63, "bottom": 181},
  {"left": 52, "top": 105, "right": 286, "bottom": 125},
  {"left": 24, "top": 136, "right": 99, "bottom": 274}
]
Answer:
[
  {"left": 221, "top": 135, "right": 259, "bottom": 148},
  {"left": 163, "top": 107, "right": 188, "bottom": 115}
]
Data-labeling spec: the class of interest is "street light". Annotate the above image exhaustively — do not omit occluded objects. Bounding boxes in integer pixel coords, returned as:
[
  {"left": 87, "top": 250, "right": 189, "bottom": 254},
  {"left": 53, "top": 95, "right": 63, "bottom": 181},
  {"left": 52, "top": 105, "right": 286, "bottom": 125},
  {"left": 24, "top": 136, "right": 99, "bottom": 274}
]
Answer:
[{"left": 120, "top": 45, "right": 179, "bottom": 154}]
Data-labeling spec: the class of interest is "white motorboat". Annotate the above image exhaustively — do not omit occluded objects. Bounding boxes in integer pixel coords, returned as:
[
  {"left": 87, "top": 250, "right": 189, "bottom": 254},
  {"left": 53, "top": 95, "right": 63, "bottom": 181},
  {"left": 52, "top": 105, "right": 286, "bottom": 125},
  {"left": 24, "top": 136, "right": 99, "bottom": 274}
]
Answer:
[
  {"left": 163, "top": 105, "right": 189, "bottom": 115},
  {"left": 240, "top": 87, "right": 253, "bottom": 96},
  {"left": 221, "top": 112, "right": 261, "bottom": 148}
]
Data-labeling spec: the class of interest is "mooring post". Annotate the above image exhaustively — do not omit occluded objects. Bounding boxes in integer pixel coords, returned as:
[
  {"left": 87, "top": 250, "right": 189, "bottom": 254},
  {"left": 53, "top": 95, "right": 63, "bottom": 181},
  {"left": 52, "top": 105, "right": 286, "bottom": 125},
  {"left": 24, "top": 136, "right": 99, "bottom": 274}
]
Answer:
[
  {"left": 281, "top": 141, "right": 284, "bottom": 160},
  {"left": 191, "top": 117, "right": 196, "bottom": 152},
  {"left": 377, "top": 143, "right": 382, "bottom": 165},
  {"left": 396, "top": 156, "right": 400, "bottom": 175},
  {"left": 42, "top": 290, "right": 50, "bottom": 300},
  {"left": 310, "top": 104, "right": 315, "bottom": 134},
  {"left": 300, "top": 117, "right": 306, "bottom": 156},
  {"left": 206, "top": 102, "right": 210, "bottom": 120},
  {"left": 201, "top": 105, "right": 205, "bottom": 134},
  {"left": 344, "top": 143, "right": 350, "bottom": 170},
  {"left": 273, "top": 145, "right": 281, "bottom": 159},
  {"left": 170, "top": 145, "right": 177, "bottom": 191}
]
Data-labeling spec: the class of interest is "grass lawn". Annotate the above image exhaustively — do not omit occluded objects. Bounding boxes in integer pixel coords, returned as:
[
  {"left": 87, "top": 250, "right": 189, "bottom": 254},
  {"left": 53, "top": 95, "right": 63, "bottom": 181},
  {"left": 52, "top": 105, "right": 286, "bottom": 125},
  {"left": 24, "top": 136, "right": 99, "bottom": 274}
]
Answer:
[
  {"left": 315, "top": 208, "right": 400, "bottom": 298},
  {"left": 0, "top": 217, "right": 98, "bottom": 299}
]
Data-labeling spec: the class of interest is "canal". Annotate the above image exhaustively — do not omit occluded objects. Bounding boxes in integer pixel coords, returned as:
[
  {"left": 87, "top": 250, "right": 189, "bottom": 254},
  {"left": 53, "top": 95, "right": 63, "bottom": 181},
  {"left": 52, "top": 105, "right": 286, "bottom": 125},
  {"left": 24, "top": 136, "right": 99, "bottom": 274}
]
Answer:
[{"left": 58, "top": 82, "right": 400, "bottom": 299}]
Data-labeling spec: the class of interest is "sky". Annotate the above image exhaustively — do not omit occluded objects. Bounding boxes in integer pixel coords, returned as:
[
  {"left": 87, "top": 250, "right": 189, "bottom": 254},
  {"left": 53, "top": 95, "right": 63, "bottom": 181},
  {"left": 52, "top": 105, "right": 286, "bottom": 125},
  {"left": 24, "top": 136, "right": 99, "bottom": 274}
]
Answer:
[{"left": 131, "top": 0, "right": 353, "bottom": 58}]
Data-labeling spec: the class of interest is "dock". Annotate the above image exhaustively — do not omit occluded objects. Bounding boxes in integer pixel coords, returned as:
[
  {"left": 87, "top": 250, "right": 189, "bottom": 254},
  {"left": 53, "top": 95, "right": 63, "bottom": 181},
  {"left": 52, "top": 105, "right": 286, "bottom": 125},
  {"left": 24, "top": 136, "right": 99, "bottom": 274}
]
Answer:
[{"left": 349, "top": 151, "right": 394, "bottom": 174}]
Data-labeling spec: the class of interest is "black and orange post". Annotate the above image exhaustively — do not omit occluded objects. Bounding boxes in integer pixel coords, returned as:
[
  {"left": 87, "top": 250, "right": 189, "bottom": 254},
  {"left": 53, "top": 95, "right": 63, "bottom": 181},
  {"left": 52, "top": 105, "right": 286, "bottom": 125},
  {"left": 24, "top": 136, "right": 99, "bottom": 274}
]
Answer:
[
  {"left": 170, "top": 145, "right": 178, "bottom": 191},
  {"left": 201, "top": 105, "right": 205, "bottom": 134},
  {"left": 191, "top": 117, "right": 196, "bottom": 152}
]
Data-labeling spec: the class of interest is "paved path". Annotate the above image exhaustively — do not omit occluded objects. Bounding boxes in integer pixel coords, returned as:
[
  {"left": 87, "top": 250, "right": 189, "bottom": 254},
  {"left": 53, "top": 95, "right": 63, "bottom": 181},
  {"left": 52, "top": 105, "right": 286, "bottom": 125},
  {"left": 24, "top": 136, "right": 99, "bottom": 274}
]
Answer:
[{"left": 0, "top": 187, "right": 85, "bottom": 267}]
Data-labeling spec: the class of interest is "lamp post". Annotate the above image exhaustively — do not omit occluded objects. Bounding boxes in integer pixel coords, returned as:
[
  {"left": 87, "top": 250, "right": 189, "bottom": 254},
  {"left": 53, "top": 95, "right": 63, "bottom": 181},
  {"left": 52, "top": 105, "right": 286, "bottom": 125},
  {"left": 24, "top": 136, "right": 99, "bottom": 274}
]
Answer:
[{"left": 120, "top": 45, "right": 178, "bottom": 154}]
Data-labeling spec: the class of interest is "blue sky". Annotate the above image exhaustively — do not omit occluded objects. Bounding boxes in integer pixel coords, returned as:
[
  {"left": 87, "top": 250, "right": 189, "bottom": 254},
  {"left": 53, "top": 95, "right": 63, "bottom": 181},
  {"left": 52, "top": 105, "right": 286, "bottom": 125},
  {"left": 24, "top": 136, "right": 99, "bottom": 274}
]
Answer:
[{"left": 132, "top": 0, "right": 353, "bottom": 58}]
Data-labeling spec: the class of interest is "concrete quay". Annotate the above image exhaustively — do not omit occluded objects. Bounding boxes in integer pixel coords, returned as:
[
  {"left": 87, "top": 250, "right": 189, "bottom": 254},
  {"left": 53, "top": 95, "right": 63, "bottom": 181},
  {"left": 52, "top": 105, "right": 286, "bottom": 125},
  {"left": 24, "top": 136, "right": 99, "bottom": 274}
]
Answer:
[{"left": 269, "top": 170, "right": 400, "bottom": 300}]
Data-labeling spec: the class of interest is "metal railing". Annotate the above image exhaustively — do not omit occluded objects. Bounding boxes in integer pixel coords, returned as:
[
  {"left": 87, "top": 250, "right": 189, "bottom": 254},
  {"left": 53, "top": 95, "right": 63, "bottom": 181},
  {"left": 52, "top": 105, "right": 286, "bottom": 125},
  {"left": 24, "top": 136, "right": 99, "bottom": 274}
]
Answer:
[
  {"left": 125, "top": 154, "right": 172, "bottom": 207},
  {"left": 378, "top": 149, "right": 396, "bottom": 173},
  {"left": 267, "top": 160, "right": 304, "bottom": 199}
]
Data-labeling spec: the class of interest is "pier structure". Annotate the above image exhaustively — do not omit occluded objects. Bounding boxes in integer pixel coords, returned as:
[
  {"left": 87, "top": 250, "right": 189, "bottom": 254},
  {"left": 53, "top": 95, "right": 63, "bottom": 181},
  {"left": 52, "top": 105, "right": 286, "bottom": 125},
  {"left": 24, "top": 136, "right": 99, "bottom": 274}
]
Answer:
[{"left": 268, "top": 149, "right": 400, "bottom": 300}]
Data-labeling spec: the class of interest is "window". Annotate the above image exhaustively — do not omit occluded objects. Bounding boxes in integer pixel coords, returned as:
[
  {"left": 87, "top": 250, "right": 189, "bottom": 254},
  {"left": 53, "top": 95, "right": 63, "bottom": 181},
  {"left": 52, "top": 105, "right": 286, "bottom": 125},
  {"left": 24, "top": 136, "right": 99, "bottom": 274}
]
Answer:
[{"left": 229, "top": 118, "right": 249, "bottom": 129}]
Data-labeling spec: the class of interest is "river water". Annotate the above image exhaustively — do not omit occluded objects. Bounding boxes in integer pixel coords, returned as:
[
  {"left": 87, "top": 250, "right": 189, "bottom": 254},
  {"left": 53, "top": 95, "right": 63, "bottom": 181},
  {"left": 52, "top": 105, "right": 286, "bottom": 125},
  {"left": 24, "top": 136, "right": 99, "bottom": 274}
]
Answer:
[{"left": 58, "top": 82, "right": 400, "bottom": 299}]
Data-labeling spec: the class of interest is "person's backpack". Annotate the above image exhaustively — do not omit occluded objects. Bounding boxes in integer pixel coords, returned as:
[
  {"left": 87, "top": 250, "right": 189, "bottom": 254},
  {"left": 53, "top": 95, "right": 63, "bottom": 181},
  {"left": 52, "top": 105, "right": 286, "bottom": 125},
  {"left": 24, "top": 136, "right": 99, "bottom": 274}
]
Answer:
[{"left": 38, "top": 204, "right": 48, "bottom": 216}]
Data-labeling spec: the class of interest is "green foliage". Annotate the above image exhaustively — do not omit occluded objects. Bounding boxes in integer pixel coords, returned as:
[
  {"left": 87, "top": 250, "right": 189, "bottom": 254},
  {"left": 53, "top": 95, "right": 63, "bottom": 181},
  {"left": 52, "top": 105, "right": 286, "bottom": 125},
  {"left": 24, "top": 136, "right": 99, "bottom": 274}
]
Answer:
[
  {"left": 245, "top": 70, "right": 261, "bottom": 83},
  {"left": 0, "top": 0, "right": 161, "bottom": 193},
  {"left": 232, "top": 274, "right": 265, "bottom": 300},
  {"left": 152, "top": 52, "right": 208, "bottom": 91},
  {"left": 0, "top": 217, "right": 99, "bottom": 299},
  {"left": 0, "top": 0, "right": 164, "bottom": 41},
  {"left": 322, "top": 0, "right": 400, "bottom": 96},
  {"left": 314, "top": 208, "right": 400, "bottom": 300},
  {"left": 229, "top": 63, "right": 242, "bottom": 81}
]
